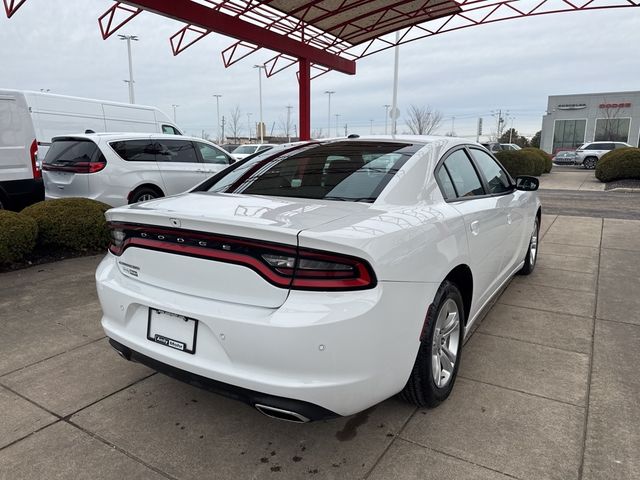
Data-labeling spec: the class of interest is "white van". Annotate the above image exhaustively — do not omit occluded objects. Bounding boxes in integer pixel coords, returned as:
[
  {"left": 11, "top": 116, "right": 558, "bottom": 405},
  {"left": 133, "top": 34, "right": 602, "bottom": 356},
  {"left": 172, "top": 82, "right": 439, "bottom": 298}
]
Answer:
[{"left": 0, "top": 89, "right": 181, "bottom": 210}]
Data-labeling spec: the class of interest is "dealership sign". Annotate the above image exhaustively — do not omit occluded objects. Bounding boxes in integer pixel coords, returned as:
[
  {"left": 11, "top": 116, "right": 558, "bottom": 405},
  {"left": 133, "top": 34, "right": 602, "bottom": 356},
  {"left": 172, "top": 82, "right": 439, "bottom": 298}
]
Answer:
[
  {"left": 599, "top": 103, "right": 631, "bottom": 109},
  {"left": 557, "top": 103, "right": 587, "bottom": 110}
]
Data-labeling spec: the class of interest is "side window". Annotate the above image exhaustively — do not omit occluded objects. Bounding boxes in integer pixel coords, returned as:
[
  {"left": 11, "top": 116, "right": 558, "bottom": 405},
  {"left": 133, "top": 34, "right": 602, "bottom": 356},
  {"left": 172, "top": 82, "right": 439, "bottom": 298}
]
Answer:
[
  {"left": 257, "top": 145, "right": 273, "bottom": 153},
  {"left": 110, "top": 140, "right": 157, "bottom": 162},
  {"left": 436, "top": 166, "right": 457, "bottom": 199},
  {"left": 156, "top": 140, "right": 199, "bottom": 163},
  {"left": 614, "top": 143, "right": 628, "bottom": 149},
  {"left": 586, "top": 144, "right": 601, "bottom": 150},
  {"left": 197, "top": 142, "right": 231, "bottom": 165},
  {"left": 442, "top": 149, "right": 485, "bottom": 198},
  {"left": 162, "top": 125, "right": 181, "bottom": 135},
  {"left": 602, "top": 143, "right": 615, "bottom": 150},
  {"left": 469, "top": 148, "right": 512, "bottom": 194}
]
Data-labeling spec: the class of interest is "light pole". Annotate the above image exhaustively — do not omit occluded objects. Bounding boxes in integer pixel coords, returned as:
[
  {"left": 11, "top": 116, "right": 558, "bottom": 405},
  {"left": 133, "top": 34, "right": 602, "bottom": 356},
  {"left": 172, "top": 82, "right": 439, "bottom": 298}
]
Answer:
[
  {"left": 384, "top": 104, "right": 391, "bottom": 135},
  {"left": 325, "top": 91, "right": 335, "bottom": 138},
  {"left": 253, "top": 65, "right": 266, "bottom": 143},
  {"left": 213, "top": 94, "right": 222, "bottom": 143},
  {"left": 335, "top": 114, "right": 341, "bottom": 137},
  {"left": 118, "top": 34, "right": 138, "bottom": 104},
  {"left": 391, "top": 31, "right": 400, "bottom": 135},
  {"left": 247, "top": 113, "right": 253, "bottom": 142},
  {"left": 171, "top": 104, "right": 179, "bottom": 122},
  {"left": 286, "top": 105, "right": 293, "bottom": 142}
]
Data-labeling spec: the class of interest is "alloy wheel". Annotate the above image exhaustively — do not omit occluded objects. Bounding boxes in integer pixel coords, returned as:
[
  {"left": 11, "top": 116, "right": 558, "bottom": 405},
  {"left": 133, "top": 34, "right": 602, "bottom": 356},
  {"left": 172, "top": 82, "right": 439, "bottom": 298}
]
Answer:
[
  {"left": 529, "top": 220, "right": 539, "bottom": 266},
  {"left": 137, "top": 193, "right": 155, "bottom": 202},
  {"left": 431, "top": 298, "right": 460, "bottom": 388}
]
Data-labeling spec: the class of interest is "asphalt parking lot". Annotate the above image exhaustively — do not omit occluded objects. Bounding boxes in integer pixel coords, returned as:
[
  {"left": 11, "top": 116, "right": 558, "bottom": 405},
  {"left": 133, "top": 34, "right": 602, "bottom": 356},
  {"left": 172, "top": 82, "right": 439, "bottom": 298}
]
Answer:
[{"left": 2, "top": 208, "right": 639, "bottom": 480}]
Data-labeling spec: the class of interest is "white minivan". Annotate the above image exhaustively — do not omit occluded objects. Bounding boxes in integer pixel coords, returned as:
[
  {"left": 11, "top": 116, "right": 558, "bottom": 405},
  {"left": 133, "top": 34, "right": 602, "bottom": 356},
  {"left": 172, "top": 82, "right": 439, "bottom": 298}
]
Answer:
[
  {"left": 43, "top": 133, "right": 234, "bottom": 207},
  {"left": 0, "top": 89, "right": 181, "bottom": 209}
]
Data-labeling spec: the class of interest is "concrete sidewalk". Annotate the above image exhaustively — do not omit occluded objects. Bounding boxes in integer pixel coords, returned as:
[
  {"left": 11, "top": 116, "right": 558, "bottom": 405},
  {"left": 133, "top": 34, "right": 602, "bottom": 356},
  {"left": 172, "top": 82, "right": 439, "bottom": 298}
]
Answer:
[
  {"left": 1, "top": 216, "right": 639, "bottom": 480},
  {"left": 539, "top": 167, "right": 605, "bottom": 191}
]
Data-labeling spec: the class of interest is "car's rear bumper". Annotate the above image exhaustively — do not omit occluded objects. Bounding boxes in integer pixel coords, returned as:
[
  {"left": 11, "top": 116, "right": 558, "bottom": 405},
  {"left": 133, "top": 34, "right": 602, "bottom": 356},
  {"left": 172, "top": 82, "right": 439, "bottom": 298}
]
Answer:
[
  {"left": 96, "top": 253, "right": 437, "bottom": 417},
  {"left": 108, "top": 338, "right": 339, "bottom": 421}
]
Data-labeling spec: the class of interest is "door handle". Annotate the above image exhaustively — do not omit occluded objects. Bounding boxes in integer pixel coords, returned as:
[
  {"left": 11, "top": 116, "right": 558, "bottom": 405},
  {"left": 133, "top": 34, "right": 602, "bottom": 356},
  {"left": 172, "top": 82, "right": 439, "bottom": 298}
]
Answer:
[
  {"left": 196, "top": 169, "right": 205, "bottom": 173},
  {"left": 470, "top": 220, "right": 480, "bottom": 236}
]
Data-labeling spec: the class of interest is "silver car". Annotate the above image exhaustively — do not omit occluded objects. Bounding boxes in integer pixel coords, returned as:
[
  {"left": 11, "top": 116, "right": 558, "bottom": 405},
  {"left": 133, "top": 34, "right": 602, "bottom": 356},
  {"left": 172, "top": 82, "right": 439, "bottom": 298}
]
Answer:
[{"left": 574, "top": 141, "right": 631, "bottom": 169}]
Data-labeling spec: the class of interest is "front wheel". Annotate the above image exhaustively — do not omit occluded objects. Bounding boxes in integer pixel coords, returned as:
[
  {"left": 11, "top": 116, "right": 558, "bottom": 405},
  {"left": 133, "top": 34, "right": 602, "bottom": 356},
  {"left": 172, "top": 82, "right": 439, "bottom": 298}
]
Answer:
[
  {"left": 583, "top": 157, "right": 597, "bottom": 169},
  {"left": 518, "top": 217, "right": 539, "bottom": 275},
  {"left": 400, "top": 281, "right": 465, "bottom": 408}
]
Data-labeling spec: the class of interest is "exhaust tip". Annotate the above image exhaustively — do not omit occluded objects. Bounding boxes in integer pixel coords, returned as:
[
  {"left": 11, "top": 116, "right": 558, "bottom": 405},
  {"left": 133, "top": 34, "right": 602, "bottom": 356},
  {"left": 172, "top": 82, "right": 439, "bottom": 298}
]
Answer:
[{"left": 255, "top": 404, "right": 310, "bottom": 423}]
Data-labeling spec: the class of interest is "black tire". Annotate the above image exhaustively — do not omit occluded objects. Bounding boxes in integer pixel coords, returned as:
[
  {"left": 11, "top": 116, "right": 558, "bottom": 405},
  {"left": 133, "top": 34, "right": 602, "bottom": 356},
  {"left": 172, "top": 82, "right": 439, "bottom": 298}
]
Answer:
[
  {"left": 129, "top": 186, "right": 161, "bottom": 204},
  {"left": 518, "top": 217, "right": 539, "bottom": 276},
  {"left": 400, "top": 280, "right": 465, "bottom": 408},
  {"left": 583, "top": 157, "right": 597, "bottom": 170}
]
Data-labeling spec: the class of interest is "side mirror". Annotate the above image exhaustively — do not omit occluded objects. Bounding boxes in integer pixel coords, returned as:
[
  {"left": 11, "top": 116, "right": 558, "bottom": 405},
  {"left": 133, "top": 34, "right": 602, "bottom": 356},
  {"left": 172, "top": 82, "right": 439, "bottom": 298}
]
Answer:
[{"left": 515, "top": 175, "right": 539, "bottom": 191}]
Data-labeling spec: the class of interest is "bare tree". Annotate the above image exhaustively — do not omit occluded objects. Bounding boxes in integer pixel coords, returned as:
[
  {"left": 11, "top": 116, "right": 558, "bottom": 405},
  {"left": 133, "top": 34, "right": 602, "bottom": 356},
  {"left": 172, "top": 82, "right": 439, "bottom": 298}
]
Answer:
[
  {"left": 229, "top": 105, "right": 242, "bottom": 141},
  {"left": 311, "top": 128, "right": 323, "bottom": 139},
  {"left": 278, "top": 114, "right": 293, "bottom": 141},
  {"left": 405, "top": 105, "right": 443, "bottom": 135}
]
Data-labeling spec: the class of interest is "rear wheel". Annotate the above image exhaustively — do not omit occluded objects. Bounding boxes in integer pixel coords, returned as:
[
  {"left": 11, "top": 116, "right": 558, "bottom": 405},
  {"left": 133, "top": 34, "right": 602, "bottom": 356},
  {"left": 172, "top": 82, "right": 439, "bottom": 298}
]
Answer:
[
  {"left": 583, "top": 156, "right": 597, "bottom": 169},
  {"left": 129, "top": 187, "right": 161, "bottom": 204},
  {"left": 518, "top": 217, "right": 539, "bottom": 275},
  {"left": 400, "top": 280, "right": 464, "bottom": 408}
]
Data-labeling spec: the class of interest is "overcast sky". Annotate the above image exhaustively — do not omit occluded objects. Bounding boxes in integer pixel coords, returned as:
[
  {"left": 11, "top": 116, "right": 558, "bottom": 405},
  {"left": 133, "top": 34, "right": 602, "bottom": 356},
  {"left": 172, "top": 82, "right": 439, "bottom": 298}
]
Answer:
[{"left": 2, "top": 0, "right": 640, "bottom": 140}]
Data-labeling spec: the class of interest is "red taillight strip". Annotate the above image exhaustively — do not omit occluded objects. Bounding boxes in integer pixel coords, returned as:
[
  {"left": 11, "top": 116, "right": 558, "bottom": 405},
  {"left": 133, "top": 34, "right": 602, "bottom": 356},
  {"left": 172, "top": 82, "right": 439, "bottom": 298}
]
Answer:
[
  {"left": 113, "top": 237, "right": 294, "bottom": 288},
  {"left": 108, "top": 222, "right": 377, "bottom": 291}
]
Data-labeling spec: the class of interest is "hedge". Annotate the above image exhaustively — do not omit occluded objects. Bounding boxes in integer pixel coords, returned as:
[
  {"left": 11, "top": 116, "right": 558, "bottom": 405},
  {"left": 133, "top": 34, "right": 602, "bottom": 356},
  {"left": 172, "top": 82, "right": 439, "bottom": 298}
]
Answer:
[
  {"left": 522, "top": 147, "right": 553, "bottom": 174},
  {"left": 21, "top": 198, "right": 111, "bottom": 252},
  {"left": 495, "top": 150, "right": 542, "bottom": 178},
  {"left": 595, "top": 147, "right": 640, "bottom": 182},
  {"left": 0, "top": 210, "right": 38, "bottom": 264}
]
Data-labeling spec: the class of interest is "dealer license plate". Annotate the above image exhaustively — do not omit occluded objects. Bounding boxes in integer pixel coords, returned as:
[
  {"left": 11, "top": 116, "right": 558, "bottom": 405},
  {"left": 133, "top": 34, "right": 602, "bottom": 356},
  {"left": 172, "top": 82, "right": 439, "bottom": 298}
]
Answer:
[{"left": 147, "top": 308, "right": 198, "bottom": 354}]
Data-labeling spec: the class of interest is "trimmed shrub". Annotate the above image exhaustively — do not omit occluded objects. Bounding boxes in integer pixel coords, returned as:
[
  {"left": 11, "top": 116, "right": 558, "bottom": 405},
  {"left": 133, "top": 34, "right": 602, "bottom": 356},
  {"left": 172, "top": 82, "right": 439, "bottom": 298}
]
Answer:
[
  {"left": 0, "top": 210, "right": 38, "bottom": 264},
  {"left": 495, "top": 150, "right": 542, "bottom": 178},
  {"left": 595, "top": 147, "right": 640, "bottom": 183},
  {"left": 22, "top": 198, "right": 111, "bottom": 251},
  {"left": 523, "top": 147, "right": 553, "bottom": 174}
]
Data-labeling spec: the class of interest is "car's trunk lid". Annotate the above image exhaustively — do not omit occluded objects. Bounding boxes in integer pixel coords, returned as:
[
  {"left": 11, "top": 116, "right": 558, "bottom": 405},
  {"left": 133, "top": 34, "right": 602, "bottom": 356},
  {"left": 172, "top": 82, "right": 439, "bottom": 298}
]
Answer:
[{"left": 107, "top": 192, "right": 371, "bottom": 308}]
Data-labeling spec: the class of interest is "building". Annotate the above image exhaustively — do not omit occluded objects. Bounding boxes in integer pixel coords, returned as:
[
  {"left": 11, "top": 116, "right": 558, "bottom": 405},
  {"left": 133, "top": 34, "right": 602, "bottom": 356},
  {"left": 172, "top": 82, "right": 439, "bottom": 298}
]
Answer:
[{"left": 541, "top": 91, "right": 640, "bottom": 153}]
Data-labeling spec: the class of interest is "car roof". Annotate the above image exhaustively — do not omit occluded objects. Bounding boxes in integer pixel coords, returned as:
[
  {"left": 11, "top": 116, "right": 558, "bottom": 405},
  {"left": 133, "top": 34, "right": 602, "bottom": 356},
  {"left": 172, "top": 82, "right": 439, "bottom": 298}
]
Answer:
[{"left": 50, "top": 132, "right": 219, "bottom": 144}]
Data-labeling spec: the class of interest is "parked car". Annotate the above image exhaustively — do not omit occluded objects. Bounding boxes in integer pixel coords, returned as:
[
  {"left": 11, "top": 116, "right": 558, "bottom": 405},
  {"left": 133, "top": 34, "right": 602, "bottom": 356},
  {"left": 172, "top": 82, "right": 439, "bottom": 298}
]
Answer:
[
  {"left": 43, "top": 133, "right": 234, "bottom": 206},
  {"left": 574, "top": 141, "right": 631, "bottom": 169},
  {"left": 0, "top": 92, "right": 43, "bottom": 210},
  {"left": 231, "top": 143, "right": 277, "bottom": 160},
  {"left": 500, "top": 143, "right": 521, "bottom": 151},
  {"left": 480, "top": 142, "right": 503, "bottom": 153},
  {"left": 552, "top": 151, "right": 577, "bottom": 165},
  {"left": 98, "top": 136, "right": 541, "bottom": 422},
  {"left": 220, "top": 143, "right": 240, "bottom": 153}
]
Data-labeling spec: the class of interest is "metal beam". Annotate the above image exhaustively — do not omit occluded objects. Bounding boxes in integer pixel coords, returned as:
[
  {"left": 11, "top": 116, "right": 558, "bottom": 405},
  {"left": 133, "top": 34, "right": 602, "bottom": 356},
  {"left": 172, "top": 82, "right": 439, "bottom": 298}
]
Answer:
[
  {"left": 3, "top": 0, "right": 27, "bottom": 18},
  {"left": 120, "top": 0, "right": 356, "bottom": 75},
  {"left": 298, "top": 58, "right": 311, "bottom": 141}
]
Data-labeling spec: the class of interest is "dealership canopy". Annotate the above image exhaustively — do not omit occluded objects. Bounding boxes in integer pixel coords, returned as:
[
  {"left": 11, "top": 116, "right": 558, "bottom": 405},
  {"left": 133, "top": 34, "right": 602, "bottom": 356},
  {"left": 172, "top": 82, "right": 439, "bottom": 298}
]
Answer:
[{"left": 5, "top": 0, "right": 640, "bottom": 139}]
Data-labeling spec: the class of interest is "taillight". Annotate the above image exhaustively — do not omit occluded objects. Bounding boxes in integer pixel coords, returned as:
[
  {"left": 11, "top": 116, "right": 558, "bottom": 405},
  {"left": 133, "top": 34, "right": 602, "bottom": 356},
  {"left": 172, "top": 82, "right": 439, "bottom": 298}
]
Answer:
[
  {"left": 42, "top": 160, "right": 106, "bottom": 174},
  {"left": 107, "top": 222, "right": 376, "bottom": 291},
  {"left": 30, "top": 140, "right": 41, "bottom": 179}
]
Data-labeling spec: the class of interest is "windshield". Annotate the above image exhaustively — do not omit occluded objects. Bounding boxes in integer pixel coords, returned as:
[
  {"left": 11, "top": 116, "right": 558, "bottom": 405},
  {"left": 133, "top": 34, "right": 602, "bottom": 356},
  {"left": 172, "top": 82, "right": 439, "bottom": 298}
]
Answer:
[
  {"left": 232, "top": 145, "right": 258, "bottom": 155},
  {"left": 204, "top": 141, "right": 421, "bottom": 203}
]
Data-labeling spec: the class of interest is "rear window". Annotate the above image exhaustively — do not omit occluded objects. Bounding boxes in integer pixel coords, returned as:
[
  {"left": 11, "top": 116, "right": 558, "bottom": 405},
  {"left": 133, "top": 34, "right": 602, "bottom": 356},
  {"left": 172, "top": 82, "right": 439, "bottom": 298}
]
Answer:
[
  {"left": 44, "top": 139, "right": 100, "bottom": 166},
  {"left": 233, "top": 145, "right": 258, "bottom": 155},
  {"left": 206, "top": 141, "right": 420, "bottom": 202}
]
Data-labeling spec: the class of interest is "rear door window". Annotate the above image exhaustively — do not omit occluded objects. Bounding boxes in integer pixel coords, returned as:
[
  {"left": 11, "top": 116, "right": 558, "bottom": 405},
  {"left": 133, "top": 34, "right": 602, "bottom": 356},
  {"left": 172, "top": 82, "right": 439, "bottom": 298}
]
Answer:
[
  {"left": 156, "top": 140, "right": 200, "bottom": 163},
  {"left": 442, "top": 149, "right": 485, "bottom": 198},
  {"left": 110, "top": 140, "right": 157, "bottom": 162}
]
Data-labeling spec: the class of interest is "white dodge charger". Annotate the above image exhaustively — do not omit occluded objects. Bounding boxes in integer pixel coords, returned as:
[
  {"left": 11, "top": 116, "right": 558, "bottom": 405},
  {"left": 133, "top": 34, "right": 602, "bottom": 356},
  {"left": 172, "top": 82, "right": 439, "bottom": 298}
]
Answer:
[{"left": 96, "top": 136, "right": 541, "bottom": 422}]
